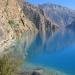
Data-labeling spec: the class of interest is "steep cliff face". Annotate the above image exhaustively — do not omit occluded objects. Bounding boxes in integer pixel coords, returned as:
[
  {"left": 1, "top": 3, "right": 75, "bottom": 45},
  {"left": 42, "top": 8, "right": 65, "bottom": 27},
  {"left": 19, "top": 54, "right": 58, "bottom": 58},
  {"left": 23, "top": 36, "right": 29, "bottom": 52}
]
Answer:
[
  {"left": 23, "top": 2, "right": 59, "bottom": 42},
  {"left": 38, "top": 4, "right": 75, "bottom": 27},
  {"left": 0, "top": 0, "right": 36, "bottom": 53}
]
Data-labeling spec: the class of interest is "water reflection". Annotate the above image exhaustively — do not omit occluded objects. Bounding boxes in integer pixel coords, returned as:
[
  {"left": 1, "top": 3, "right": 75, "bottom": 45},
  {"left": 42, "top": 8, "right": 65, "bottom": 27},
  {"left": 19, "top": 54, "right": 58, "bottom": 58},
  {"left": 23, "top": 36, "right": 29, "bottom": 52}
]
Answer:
[
  {"left": 26, "top": 30, "right": 75, "bottom": 75},
  {"left": 9, "top": 32, "right": 37, "bottom": 59}
]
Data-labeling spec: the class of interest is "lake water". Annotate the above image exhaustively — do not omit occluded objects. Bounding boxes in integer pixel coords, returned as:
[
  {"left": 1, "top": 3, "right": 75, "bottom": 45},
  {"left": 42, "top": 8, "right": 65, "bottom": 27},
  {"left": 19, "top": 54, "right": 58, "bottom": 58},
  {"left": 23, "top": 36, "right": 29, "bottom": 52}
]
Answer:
[{"left": 25, "top": 30, "right": 75, "bottom": 75}]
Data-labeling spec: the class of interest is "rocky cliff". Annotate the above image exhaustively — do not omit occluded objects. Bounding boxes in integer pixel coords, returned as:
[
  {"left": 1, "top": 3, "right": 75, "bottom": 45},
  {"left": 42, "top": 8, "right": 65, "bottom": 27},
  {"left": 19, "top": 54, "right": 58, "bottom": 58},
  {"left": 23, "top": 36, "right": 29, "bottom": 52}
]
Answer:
[
  {"left": 0, "top": 0, "right": 36, "bottom": 53},
  {"left": 23, "top": 2, "right": 59, "bottom": 43},
  {"left": 39, "top": 4, "right": 75, "bottom": 27}
]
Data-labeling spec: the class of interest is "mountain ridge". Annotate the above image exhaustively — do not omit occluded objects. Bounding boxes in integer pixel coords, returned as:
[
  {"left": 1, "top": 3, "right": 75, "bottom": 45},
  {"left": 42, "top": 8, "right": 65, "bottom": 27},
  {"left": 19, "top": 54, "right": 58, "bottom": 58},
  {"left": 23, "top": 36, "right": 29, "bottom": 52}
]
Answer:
[{"left": 38, "top": 3, "right": 75, "bottom": 27}]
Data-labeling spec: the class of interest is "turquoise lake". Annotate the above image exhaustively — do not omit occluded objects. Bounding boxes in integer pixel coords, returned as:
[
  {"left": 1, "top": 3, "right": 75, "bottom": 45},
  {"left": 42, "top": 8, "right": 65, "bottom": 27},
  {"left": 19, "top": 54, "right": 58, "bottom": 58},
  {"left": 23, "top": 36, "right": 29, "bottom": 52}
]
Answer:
[{"left": 25, "top": 30, "right": 75, "bottom": 75}]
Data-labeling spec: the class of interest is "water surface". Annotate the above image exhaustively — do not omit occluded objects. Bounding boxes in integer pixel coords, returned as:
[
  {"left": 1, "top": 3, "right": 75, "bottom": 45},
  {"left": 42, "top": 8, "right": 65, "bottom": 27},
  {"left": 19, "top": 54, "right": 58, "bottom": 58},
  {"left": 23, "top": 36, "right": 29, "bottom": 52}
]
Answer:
[{"left": 26, "top": 30, "right": 75, "bottom": 75}]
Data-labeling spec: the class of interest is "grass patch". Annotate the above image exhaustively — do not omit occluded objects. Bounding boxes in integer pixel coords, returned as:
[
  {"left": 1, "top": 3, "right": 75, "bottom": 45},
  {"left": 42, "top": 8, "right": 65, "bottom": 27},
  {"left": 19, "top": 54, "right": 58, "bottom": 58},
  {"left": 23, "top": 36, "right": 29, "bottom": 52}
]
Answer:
[{"left": 0, "top": 53, "right": 23, "bottom": 75}]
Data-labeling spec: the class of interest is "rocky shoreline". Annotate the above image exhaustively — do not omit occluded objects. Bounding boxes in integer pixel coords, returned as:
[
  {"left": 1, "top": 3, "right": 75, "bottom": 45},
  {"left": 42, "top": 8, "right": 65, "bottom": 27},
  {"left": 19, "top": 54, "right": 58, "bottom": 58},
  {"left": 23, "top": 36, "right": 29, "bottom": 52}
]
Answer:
[
  {"left": 18, "top": 63, "right": 68, "bottom": 75},
  {"left": 18, "top": 68, "right": 67, "bottom": 75}
]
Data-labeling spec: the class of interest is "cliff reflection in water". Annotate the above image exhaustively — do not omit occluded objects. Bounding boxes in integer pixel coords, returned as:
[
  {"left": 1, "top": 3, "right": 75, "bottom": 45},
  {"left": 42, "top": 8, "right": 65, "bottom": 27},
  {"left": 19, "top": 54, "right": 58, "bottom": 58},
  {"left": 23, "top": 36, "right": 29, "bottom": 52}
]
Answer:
[
  {"left": 9, "top": 31, "right": 37, "bottom": 59},
  {"left": 26, "top": 29, "right": 75, "bottom": 75}
]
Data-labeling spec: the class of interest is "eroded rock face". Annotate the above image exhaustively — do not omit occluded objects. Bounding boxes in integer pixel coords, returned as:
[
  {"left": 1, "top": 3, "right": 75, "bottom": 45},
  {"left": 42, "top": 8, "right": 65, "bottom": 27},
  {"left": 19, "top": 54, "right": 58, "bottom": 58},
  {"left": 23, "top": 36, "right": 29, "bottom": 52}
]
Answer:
[
  {"left": 0, "top": 0, "right": 36, "bottom": 53},
  {"left": 23, "top": 2, "right": 59, "bottom": 44},
  {"left": 39, "top": 4, "right": 75, "bottom": 27}
]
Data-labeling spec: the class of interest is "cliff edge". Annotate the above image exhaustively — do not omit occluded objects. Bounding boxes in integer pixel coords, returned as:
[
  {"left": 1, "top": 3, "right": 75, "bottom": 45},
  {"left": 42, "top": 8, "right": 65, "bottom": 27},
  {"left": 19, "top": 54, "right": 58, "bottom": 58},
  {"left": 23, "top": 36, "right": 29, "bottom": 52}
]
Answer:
[{"left": 0, "top": 0, "right": 36, "bottom": 53}]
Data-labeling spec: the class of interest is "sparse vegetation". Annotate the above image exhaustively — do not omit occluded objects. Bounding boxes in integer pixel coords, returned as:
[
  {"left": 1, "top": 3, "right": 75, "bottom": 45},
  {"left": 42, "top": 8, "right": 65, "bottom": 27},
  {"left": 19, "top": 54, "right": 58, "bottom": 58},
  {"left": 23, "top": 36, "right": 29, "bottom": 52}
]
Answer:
[
  {"left": 0, "top": 53, "right": 23, "bottom": 75},
  {"left": 8, "top": 20, "right": 19, "bottom": 28},
  {"left": 8, "top": 20, "right": 14, "bottom": 25}
]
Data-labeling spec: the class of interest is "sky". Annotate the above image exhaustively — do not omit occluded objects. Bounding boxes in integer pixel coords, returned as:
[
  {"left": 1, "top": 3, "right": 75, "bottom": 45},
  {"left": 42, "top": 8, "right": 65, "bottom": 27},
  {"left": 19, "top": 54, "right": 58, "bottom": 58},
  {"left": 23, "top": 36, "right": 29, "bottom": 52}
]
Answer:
[{"left": 27, "top": 0, "right": 75, "bottom": 10}]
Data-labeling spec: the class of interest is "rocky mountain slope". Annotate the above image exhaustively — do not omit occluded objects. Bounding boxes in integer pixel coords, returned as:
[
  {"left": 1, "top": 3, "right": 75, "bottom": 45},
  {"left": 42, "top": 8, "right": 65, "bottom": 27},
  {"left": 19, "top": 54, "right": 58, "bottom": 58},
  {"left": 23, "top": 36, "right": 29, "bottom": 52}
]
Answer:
[
  {"left": 23, "top": 2, "right": 75, "bottom": 41},
  {"left": 0, "top": 1, "right": 74, "bottom": 75},
  {"left": 38, "top": 4, "right": 75, "bottom": 27},
  {"left": 0, "top": 0, "right": 36, "bottom": 53},
  {"left": 23, "top": 2, "right": 59, "bottom": 42},
  {"left": 66, "top": 20, "right": 75, "bottom": 31},
  {"left": 1, "top": 0, "right": 75, "bottom": 53}
]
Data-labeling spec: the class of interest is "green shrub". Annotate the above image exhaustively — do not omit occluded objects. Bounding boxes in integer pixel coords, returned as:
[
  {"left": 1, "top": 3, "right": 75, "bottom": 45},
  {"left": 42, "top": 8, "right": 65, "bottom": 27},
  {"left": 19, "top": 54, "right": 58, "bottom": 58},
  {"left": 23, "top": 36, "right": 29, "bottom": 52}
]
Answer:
[
  {"left": 8, "top": 20, "right": 14, "bottom": 25},
  {"left": 8, "top": 20, "right": 18, "bottom": 28}
]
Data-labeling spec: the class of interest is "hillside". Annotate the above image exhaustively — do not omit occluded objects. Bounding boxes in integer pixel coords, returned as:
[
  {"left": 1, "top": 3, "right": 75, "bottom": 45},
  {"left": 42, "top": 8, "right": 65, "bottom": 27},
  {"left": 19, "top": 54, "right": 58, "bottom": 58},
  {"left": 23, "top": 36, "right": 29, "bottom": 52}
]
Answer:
[
  {"left": 0, "top": 0, "right": 36, "bottom": 53},
  {"left": 23, "top": 2, "right": 59, "bottom": 42},
  {"left": 38, "top": 4, "right": 75, "bottom": 27},
  {"left": 0, "top": 1, "right": 74, "bottom": 75},
  {"left": 1, "top": 0, "right": 75, "bottom": 53}
]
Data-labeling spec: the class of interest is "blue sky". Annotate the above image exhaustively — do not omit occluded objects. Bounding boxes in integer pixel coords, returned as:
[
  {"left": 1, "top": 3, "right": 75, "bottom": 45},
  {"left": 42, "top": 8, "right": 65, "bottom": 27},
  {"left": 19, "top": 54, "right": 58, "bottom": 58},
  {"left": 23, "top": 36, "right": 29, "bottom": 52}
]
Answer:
[{"left": 27, "top": 0, "right": 75, "bottom": 10}]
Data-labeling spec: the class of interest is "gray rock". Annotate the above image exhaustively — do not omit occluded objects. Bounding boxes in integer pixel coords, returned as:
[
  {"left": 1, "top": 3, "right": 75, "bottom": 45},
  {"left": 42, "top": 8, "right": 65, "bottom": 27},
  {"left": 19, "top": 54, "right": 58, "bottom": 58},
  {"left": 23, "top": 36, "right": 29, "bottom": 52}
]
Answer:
[{"left": 31, "top": 71, "right": 41, "bottom": 75}]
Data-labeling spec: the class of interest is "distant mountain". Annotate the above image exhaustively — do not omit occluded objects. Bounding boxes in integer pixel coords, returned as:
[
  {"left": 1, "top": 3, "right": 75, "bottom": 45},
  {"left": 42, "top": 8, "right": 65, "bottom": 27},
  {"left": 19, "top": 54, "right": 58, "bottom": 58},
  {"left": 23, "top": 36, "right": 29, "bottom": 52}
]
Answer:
[
  {"left": 23, "top": 2, "right": 59, "bottom": 42},
  {"left": 23, "top": 2, "right": 75, "bottom": 41},
  {"left": 38, "top": 4, "right": 75, "bottom": 27},
  {"left": 66, "top": 20, "right": 75, "bottom": 31}
]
